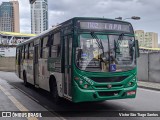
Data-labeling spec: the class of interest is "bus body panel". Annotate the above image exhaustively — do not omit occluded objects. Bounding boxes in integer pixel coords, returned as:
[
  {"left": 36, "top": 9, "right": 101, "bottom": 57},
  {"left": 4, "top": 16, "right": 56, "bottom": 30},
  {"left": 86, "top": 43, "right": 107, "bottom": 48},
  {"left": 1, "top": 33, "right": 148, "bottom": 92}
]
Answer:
[
  {"left": 26, "top": 59, "right": 34, "bottom": 84},
  {"left": 38, "top": 59, "right": 50, "bottom": 91}
]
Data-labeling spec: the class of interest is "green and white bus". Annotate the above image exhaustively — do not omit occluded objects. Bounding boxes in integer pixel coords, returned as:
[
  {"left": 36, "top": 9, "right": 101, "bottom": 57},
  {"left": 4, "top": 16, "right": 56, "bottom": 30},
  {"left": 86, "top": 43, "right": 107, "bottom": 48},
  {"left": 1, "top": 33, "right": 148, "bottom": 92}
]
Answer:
[{"left": 16, "top": 17, "right": 139, "bottom": 103}]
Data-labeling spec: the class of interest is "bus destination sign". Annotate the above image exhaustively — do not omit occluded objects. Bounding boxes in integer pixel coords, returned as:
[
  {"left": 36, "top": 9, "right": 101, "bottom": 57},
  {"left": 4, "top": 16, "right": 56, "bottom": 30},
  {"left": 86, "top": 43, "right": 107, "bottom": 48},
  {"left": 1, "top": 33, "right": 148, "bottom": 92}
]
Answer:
[{"left": 79, "top": 21, "right": 131, "bottom": 32}]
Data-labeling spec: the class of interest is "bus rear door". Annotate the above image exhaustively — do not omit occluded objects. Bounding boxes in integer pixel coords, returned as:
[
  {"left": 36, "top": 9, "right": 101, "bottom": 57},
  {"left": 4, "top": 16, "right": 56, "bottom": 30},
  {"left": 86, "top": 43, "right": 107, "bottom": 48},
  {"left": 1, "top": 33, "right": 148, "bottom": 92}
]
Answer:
[
  {"left": 64, "top": 35, "right": 72, "bottom": 99},
  {"left": 33, "top": 44, "right": 39, "bottom": 87}
]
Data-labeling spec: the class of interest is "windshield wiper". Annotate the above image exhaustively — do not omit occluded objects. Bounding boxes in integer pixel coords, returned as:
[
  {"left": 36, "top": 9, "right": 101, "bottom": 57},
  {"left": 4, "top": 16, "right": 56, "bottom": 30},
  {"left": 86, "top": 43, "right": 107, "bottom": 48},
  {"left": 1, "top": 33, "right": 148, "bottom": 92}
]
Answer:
[
  {"left": 118, "top": 33, "right": 131, "bottom": 40},
  {"left": 90, "top": 32, "right": 104, "bottom": 56},
  {"left": 118, "top": 33, "right": 125, "bottom": 40}
]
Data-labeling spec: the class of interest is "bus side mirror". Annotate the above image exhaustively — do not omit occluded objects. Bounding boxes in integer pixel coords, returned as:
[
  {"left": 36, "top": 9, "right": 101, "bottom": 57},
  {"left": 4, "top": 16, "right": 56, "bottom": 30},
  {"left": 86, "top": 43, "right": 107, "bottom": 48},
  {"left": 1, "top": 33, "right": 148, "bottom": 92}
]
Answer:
[{"left": 135, "top": 40, "right": 140, "bottom": 58}]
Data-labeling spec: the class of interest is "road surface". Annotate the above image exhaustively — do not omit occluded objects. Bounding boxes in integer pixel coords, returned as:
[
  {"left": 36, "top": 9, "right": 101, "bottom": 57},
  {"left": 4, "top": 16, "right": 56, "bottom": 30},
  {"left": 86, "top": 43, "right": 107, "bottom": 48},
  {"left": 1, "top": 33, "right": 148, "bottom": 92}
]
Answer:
[{"left": 0, "top": 71, "right": 159, "bottom": 120}]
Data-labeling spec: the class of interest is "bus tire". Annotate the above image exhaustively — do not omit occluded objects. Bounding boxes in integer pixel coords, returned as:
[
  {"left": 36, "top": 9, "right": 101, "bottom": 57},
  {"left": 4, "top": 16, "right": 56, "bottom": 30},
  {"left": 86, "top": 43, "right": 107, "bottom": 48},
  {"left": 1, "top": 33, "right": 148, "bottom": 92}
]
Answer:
[
  {"left": 23, "top": 71, "right": 28, "bottom": 87},
  {"left": 50, "top": 78, "right": 61, "bottom": 104}
]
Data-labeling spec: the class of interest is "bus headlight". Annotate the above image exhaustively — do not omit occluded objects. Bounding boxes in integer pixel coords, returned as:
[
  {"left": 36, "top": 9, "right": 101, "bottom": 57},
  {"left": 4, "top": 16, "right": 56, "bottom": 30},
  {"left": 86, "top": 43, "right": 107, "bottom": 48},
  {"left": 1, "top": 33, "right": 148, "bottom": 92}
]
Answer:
[
  {"left": 128, "top": 82, "right": 132, "bottom": 86},
  {"left": 80, "top": 81, "right": 91, "bottom": 89},
  {"left": 126, "top": 77, "right": 137, "bottom": 87},
  {"left": 74, "top": 76, "right": 92, "bottom": 89},
  {"left": 84, "top": 84, "right": 88, "bottom": 89},
  {"left": 79, "top": 80, "right": 83, "bottom": 85},
  {"left": 132, "top": 78, "right": 136, "bottom": 81},
  {"left": 82, "top": 82, "right": 92, "bottom": 89}
]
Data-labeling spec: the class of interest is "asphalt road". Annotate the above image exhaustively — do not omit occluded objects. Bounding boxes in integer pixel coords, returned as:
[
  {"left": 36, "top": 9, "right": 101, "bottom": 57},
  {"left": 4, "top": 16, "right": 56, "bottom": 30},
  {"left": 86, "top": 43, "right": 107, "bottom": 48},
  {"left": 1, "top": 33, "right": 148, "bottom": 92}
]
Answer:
[{"left": 0, "top": 71, "right": 160, "bottom": 120}]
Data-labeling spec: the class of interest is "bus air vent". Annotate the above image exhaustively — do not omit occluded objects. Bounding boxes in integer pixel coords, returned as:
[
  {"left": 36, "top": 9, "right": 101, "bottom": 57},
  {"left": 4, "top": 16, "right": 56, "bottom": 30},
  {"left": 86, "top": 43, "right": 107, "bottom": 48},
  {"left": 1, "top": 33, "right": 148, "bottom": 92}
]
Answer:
[
  {"left": 90, "top": 76, "right": 128, "bottom": 83},
  {"left": 95, "top": 84, "right": 123, "bottom": 89},
  {"left": 98, "top": 91, "right": 121, "bottom": 97}
]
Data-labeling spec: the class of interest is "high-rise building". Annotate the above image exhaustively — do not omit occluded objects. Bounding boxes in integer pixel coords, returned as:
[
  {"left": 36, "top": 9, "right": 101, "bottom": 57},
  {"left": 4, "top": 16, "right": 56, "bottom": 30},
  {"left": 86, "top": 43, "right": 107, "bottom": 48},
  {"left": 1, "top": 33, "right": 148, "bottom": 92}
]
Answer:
[
  {"left": 145, "top": 32, "right": 158, "bottom": 48},
  {"left": 0, "top": 0, "right": 20, "bottom": 32},
  {"left": 11, "top": 0, "right": 20, "bottom": 32},
  {"left": 135, "top": 30, "right": 158, "bottom": 48},
  {"left": 135, "top": 30, "right": 145, "bottom": 47},
  {"left": 31, "top": 0, "right": 48, "bottom": 34}
]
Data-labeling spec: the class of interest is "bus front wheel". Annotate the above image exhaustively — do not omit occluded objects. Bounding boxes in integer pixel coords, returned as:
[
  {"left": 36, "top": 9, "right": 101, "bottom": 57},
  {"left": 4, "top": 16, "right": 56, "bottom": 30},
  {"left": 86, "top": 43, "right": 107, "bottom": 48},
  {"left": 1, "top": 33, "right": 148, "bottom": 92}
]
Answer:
[{"left": 50, "top": 80, "right": 61, "bottom": 104}]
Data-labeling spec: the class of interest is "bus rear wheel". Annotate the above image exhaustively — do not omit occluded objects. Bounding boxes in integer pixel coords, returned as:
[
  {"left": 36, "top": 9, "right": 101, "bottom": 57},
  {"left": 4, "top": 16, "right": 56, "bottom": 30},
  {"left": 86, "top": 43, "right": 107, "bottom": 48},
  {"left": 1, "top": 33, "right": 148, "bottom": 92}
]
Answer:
[
  {"left": 50, "top": 81, "right": 61, "bottom": 104},
  {"left": 23, "top": 72, "right": 28, "bottom": 87}
]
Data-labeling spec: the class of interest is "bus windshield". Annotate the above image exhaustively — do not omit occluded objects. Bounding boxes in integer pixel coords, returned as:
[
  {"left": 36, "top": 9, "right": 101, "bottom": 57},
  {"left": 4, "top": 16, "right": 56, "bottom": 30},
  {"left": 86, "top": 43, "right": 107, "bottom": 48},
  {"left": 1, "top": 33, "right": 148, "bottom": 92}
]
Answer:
[{"left": 76, "top": 33, "right": 136, "bottom": 72}]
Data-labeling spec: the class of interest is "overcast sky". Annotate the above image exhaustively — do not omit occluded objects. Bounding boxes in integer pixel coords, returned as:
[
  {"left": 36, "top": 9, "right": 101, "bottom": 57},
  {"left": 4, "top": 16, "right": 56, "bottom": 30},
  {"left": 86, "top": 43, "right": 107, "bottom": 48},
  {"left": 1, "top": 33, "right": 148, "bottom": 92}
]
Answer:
[{"left": 1, "top": 0, "right": 160, "bottom": 41}]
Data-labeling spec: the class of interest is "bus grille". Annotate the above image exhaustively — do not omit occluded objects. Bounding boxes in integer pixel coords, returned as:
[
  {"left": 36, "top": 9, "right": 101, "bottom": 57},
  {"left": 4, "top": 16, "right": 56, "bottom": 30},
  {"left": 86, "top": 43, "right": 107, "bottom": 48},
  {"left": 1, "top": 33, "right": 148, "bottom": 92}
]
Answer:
[
  {"left": 95, "top": 84, "right": 123, "bottom": 89},
  {"left": 98, "top": 91, "right": 121, "bottom": 97},
  {"left": 90, "top": 76, "right": 128, "bottom": 83}
]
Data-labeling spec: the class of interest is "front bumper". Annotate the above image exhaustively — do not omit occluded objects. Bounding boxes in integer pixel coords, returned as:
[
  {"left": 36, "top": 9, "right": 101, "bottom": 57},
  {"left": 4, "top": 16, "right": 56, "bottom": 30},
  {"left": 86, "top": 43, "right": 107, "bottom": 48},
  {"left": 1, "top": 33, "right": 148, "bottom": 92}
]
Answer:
[{"left": 72, "top": 82, "right": 137, "bottom": 103}]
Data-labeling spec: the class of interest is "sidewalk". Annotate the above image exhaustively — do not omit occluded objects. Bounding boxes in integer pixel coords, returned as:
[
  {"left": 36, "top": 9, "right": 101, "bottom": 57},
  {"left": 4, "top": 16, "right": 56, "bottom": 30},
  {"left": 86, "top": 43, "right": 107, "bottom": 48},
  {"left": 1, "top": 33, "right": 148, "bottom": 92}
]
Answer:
[
  {"left": 0, "top": 78, "right": 60, "bottom": 120},
  {"left": 138, "top": 81, "right": 160, "bottom": 91}
]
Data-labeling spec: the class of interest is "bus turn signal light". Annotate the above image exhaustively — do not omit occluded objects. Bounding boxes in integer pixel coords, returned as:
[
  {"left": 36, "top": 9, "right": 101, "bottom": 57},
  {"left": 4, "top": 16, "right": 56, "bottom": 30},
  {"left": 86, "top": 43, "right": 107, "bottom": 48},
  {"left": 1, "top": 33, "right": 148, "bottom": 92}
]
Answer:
[{"left": 127, "top": 91, "right": 136, "bottom": 96}]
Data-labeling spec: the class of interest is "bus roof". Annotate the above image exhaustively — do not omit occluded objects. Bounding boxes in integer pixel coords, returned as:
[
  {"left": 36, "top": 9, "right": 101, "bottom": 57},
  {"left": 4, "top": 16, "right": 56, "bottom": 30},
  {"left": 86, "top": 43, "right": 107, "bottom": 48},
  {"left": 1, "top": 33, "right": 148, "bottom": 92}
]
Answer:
[
  {"left": 68, "top": 17, "right": 131, "bottom": 25},
  {"left": 0, "top": 31, "right": 36, "bottom": 37},
  {"left": 17, "top": 17, "right": 132, "bottom": 47},
  {"left": 17, "top": 25, "right": 60, "bottom": 47}
]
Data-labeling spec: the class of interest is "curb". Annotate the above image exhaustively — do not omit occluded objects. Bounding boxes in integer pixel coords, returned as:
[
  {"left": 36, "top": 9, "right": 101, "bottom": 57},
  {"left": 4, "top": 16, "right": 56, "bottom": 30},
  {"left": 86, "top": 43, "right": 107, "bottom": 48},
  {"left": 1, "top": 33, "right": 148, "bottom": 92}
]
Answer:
[{"left": 138, "top": 85, "right": 160, "bottom": 92}]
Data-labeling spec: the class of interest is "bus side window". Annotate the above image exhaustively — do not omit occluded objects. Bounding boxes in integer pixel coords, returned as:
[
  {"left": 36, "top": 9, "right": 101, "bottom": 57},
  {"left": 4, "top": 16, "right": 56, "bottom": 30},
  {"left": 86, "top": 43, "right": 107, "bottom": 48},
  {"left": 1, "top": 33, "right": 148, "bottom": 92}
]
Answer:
[
  {"left": 24, "top": 45, "right": 25, "bottom": 59},
  {"left": 16, "top": 48, "right": 18, "bottom": 61},
  {"left": 29, "top": 42, "right": 34, "bottom": 59},
  {"left": 40, "top": 39, "right": 43, "bottom": 58},
  {"left": 18, "top": 47, "right": 22, "bottom": 65},
  {"left": 48, "top": 34, "right": 54, "bottom": 57},
  {"left": 41, "top": 36, "right": 48, "bottom": 59},
  {"left": 27, "top": 44, "right": 30, "bottom": 59},
  {"left": 21, "top": 46, "right": 24, "bottom": 61},
  {"left": 25, "top": 45, "right": 28, "bottom": 59},
  {"left": 51, "top": 32, "right": 61, "bottom": 58},
  {"left": 16, "top": 48, "right": 19, "bottom": 64}
]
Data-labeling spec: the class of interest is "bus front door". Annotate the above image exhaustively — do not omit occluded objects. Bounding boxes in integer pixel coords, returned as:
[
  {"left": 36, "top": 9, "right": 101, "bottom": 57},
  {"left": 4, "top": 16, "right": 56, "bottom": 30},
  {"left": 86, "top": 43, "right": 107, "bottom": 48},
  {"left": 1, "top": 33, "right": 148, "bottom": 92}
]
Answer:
[
  {"left": 64, "top": 35, "right": 72, "bottom": 98},
  {"left": 34, "top": 45, "right": 39, "bottom": 87}
]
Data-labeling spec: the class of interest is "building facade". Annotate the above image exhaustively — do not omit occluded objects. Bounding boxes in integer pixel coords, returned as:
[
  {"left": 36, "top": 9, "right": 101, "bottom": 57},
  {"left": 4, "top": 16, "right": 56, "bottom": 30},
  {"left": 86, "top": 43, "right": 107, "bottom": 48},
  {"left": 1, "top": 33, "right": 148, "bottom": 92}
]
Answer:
[
  {"left": 145, "top": 32, "right": 158, "bottom": 48},
  {"left": 31, "top": 0, "right": 48, "bottom": 34},
  {"left": 11, "top": 0, "right": 20, "bottom": 32},
  {"left": 135, "top": 30, "right": 145, "bottom": 47},
  {"left": 0, "top": 0, "right": 20, "bottom": 32},
  {"left": 135, "top": 30, "right": 158, "bottom": 48}
]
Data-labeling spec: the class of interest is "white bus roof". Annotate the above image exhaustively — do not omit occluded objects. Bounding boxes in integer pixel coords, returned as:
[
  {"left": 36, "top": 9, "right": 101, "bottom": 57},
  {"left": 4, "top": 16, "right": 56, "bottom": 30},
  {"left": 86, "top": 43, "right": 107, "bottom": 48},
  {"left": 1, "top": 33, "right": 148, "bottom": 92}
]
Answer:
[{"left": 0, "top": 31, "right": 36, "bottom": 37}]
